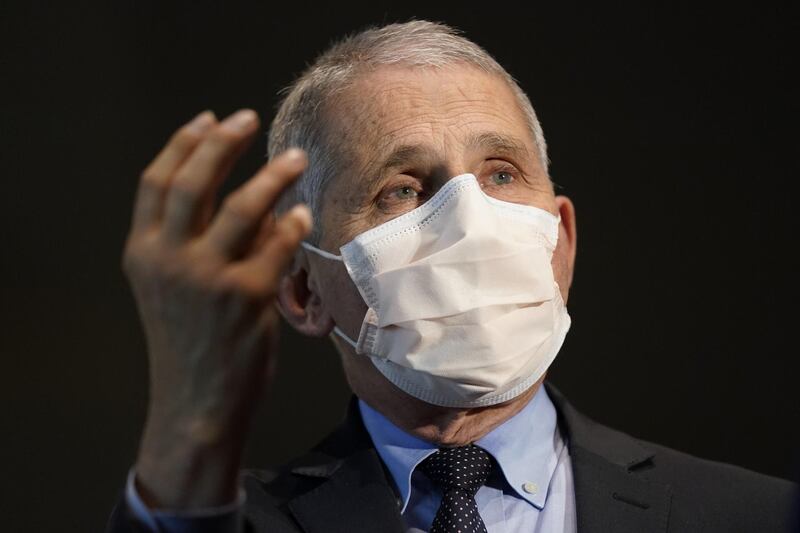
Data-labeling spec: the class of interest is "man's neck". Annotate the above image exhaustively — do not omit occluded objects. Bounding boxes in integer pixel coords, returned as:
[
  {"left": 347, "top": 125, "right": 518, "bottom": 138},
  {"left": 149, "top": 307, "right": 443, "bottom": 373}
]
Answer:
[{"left": 361, "top": 378, "right": 543, "bottom": 447}]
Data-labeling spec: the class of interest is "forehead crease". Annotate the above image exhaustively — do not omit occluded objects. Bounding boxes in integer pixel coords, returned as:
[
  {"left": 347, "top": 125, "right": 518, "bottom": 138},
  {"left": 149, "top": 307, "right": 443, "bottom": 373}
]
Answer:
[
  {"left": 357, "top": 123, "right": 443, "bottom": 178},
  {"left": 468, "top": 131, "right": 532, "bottom": 158},
  {"left": 348, "top": 77, "right": 522, "bottom": 142},
  {"left": 374, "top": 110, "right": 512, "bottom": 152}
]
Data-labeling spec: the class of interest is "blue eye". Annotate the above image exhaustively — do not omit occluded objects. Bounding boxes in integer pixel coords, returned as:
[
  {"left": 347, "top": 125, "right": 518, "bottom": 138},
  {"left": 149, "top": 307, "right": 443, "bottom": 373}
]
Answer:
[
  {"left": 393, "top": 185, "right": 419, "bottom": 199},
  {"left": 490, "top": 171, "right": 515, "bottom": 185}
]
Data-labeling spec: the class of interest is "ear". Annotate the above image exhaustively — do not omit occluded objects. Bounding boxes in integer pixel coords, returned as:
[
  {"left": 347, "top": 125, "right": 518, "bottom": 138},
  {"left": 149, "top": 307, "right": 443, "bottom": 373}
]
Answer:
[
  {"left": 276, "top": 251, "right": 335, "bottom": 337},
  {"left": 553, "top": 195, "right": 577, "bottom": 297}
]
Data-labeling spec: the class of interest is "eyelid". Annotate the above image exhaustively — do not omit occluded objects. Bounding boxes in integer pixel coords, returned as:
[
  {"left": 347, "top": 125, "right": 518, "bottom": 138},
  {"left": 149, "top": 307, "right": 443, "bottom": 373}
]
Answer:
[
  {"left": 375, "top": 177, "right": 425, "bottom": 209},
  {"left": 382, "top": 177, "right": 423, "bottom": 196},
  {"left": 483, "top": 159, "right": 532, "bottom": 185},
  {"left": 483, "top": 160, "right": 520, "bottom": 178},
  {"left": 487, "top": 158, "right": 520, "bottom": 171}
]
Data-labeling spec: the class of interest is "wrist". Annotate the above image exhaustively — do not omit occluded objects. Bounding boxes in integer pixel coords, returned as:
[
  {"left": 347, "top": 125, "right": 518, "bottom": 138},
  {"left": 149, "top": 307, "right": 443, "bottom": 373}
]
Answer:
[{"left": 135, "top": 413, "right": 247, "bottom": 508}]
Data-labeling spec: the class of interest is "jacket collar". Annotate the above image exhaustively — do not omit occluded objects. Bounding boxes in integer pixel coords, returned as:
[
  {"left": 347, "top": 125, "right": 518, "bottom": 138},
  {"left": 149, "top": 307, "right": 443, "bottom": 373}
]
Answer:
[
  {"left": 286, "top": 383, "right": 672, "bottom": 533},
  {"left": 545, "top": 382, "right": 673, "bottom": 533},
  {"left": 285, "top": 396, "right": 406, "bottom": 533}
]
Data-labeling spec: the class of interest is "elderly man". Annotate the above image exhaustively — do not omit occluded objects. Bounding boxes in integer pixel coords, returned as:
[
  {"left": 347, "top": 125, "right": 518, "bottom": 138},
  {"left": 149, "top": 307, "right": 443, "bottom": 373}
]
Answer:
[{"left": 107, "top": 21, "right": 796, "bottom": 533}]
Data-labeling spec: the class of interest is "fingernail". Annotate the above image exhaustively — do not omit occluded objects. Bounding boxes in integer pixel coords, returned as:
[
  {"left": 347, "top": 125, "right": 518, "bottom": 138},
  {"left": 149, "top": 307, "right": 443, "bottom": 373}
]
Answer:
[
  {"left": 284, "top": 148, "right": 307, "bottom": 163},
  {"left": 290, "top": 204, "right": 313, "bottom": 233},
  {"left": 187, "top": 110, "right": 215, "bottom": 133},
  {"left": 222, "top": 109, "right": 257, "bottom": 132}
]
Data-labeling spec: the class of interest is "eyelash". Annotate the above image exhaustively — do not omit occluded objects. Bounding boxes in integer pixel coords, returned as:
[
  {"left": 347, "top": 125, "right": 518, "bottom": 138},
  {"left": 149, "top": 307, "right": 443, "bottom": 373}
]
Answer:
[
  {"left": 487, "top": 161, "right": 519, "bottom": 177},
  {"left": 378, "top": 179, "right": 424, "bottom": 206},
  {"left": 377, "top": 160, "right": 523, "bottom": 207}
]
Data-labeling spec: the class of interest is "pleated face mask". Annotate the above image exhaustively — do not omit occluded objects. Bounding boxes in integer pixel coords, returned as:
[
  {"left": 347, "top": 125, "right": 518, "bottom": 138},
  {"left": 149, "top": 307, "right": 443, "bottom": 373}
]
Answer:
[{"left": 301, "top": 173, "right": 571, "bottom": 408}]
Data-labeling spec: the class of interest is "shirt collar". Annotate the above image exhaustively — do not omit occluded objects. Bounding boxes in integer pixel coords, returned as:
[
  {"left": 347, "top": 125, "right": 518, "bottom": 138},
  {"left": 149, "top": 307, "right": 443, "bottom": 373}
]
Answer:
[
  {"left": 359, "top": 399, "right": 437, "bottom": 513},
  {"left": 474, "top": 383, "right": 562, "bottom": 509},
  {"left": 358, "top": 384, "right": 562, "bottom": 513}
]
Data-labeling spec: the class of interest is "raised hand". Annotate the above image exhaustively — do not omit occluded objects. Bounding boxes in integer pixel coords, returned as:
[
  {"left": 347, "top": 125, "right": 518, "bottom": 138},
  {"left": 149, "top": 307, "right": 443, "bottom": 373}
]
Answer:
[{"left": 122, "top": 110, "right": 311, "bottom": 508}]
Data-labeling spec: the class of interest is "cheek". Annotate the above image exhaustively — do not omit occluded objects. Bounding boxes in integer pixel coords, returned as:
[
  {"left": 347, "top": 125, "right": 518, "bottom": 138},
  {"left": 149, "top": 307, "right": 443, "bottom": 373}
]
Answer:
[
  {"left": 320, "top": 202, "right": 376, "bottom": 258},
  {"left": 500, "top": 183, "right": 559, "bottom": 217},
  {"left": 318, "top": 261, "right": 368, "bottom": 333}
]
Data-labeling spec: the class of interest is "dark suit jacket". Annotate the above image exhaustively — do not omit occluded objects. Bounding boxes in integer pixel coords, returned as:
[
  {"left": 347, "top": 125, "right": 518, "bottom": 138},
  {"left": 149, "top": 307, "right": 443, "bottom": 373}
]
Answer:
[{"left": 108, "top": 382, "right": 798, "bottom": 532}]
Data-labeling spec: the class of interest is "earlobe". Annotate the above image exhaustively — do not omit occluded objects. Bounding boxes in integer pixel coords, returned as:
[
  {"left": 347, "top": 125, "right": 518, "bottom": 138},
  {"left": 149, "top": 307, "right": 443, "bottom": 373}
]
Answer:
[{"left": 276, "top": 264, "right": 335, "bottom": 338}]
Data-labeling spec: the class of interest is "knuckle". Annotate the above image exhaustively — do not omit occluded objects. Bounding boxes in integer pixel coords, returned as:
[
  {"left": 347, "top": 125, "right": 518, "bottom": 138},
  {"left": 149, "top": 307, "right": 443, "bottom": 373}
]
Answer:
[
  {"left": 153, "top": 252, "right": 211, "bottom": 291},
  {"left": 121, "top": 236, "right": 155, "bottom": 276},
  {"left": 122, "top": 236, "right": 195, "bottom": 280},
  {"left": 277, "top": 219, "right": 304, "bottom": 245},
  {"left": 140, "top": 169, "right": 165, "bottom": 191},
  {"left": 272, "top": 231, "right": 297, "bottom": 254},
  {"left": 270, "top": 156, "right": 306, "bottom": 179},
  {"left": 122, "top": 236, "right": 231, "bottom": 300},
  {"left": 213, "top": 273, "right": 271, "bottom": 304},
  {"left": 266, "top": 240, "right": 300, "bottom": 268},
  {"left": 269, "top": 233, "right": 298, "bottom": 258},
  {"left": 256, "top": 178, "right": 282, "bottom": 202},
  {"left": 257, "top": 170, "right": 299, "bottom": 199},
  {"left": 240, "top": 279, "right": 273, "bottom": 301},
  {"left": 221, "top": 193, "right": 251, "bottom": 218},
  {"left": 221, "top": 193, "right": 260, "bottom": 224},
  {"left": 207, "top": 127, "right": 239, "bottom": 148},
  {"left": 171, "top": 128, "right": 204, "bottom": 150},
  {"left": 168, "top": 177, "right": 202, "bottom": 202}
]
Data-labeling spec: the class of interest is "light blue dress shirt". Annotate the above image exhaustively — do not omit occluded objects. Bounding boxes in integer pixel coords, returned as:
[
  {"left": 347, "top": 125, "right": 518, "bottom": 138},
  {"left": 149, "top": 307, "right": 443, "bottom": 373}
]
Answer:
[
  {"left": 359, "top": 385, "right": 577, "bottom": 532},
  {"left": 126, "top": 385, "right": 576, "bottom": 532}
]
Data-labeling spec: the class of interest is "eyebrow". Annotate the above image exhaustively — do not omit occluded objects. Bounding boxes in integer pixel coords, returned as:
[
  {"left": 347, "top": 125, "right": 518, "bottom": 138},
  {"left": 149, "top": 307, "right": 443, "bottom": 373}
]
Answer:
[
  {"left": 381, "top": 144, "right": 434, "bottom": 173},
  {"left": 361, "top": 144, "right": 436, "bottom": 195},
  {"left": 465, "top": 131, "right": 532, "bottom": 161}
]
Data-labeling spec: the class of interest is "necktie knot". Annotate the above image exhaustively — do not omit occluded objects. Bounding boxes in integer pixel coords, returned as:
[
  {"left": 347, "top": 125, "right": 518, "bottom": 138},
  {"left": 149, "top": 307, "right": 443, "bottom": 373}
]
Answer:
[{"left": 421, "top": 444, "right": 493, "bottom": 496}]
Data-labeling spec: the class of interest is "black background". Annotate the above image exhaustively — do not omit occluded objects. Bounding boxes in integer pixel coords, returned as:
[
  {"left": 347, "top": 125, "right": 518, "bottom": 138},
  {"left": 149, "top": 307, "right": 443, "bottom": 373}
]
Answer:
[{"left": 1, "top": 3, "right": 798, "bottom": 532}]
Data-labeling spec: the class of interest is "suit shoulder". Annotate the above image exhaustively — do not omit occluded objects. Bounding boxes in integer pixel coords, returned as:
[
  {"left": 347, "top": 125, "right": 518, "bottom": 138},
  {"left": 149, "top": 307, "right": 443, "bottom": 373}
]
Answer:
[
  {"left": 637, "top": 436, "right": 796, "bottom": 495},
  {"left": 549, "top": 384, "right": 797, "bottom": 504},
  {"left": 554, "top": 384, "right": 798, "bottom": 530},
  {"left": 574, "top": 413, "right": 797, "bottom": 530},
  {"left": 628, "top": 434, "right": 798, "bottom": 529},
  {"left": 234, "top": 466, "right": 325, "bottom": 532},
  {"left": 241, "top": 465, "right": 326, "bottom": 504}
]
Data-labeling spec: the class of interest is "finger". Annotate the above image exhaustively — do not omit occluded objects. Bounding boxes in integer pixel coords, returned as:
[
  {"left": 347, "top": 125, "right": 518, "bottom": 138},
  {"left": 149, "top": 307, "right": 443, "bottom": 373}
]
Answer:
[
  {"left": 227, "top": 204, "right": 313, "bottom": 296},
  {"left": 162, "top": 109, "right": 260, "bottom": 244},
  {"left": 204, "top": 148, "right": 307, "bottom": 258},
  {"left": 245, "top": 211, "right": 277, "bottom": 257},
  {"left": 131, "top": 111, "right": 217, "bottom": 233}
]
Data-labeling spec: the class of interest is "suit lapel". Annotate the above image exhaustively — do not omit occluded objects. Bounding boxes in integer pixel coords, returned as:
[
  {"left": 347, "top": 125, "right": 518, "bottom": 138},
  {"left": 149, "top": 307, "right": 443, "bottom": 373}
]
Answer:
[
  {"left": 285, "top": 386, "right": 673, "bottom": 533},
  {"left": 285, "top": 398, "right": 406, "bottom": 533},
  {"left": 287, "top": 448, "right": 405, "bottom": 533},
  {"left": 546, "top": 382, "right": 673, "bottom": 533}
]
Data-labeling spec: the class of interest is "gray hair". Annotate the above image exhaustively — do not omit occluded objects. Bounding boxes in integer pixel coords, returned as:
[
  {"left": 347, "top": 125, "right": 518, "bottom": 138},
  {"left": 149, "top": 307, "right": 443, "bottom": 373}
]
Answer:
[{"left": 267, "top": 20, "right": 548, "bottom": 244}]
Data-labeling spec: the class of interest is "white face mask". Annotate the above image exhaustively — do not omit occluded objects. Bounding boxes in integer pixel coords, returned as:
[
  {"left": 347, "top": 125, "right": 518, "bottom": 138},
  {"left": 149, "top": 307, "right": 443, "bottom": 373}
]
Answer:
[{"left": 301, "top": 173, "right": 571, "bottom": 408}]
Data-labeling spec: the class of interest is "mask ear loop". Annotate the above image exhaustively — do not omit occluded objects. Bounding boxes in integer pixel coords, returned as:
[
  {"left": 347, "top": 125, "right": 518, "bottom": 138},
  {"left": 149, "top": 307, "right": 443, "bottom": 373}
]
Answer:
[
  {"left": 299, "top": 242, "right": 361, "bottom": 350},
  {"left": 332, "top": 326, "right": 359, "bottom": 350},
  {"left": 300, "top": 241, "right": 343, "bottom": 261}
]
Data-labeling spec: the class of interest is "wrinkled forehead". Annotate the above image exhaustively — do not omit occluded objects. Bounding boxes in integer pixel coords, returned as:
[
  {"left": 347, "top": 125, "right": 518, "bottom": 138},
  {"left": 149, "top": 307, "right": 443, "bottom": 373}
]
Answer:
[{"left": 328, "top": 63, "right": 538, "bottom": 172}]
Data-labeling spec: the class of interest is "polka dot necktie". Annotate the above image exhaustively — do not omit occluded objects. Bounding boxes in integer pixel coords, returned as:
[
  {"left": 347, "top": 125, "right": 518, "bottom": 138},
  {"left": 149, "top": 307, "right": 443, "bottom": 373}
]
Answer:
[{"left": 420, "top": 444, "right": 494, "bottom": 533}]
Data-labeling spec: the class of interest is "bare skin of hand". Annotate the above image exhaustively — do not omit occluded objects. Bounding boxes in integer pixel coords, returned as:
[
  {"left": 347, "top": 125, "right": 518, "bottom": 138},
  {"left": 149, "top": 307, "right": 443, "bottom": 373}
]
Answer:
[{"left": 122, "top": 109, "right": 312, "bottom": 509}]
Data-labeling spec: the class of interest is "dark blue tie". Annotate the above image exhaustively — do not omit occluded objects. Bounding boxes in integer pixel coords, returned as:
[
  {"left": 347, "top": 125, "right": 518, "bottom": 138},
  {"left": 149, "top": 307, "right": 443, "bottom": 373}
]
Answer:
[{"left": 421, "top": 444, "right": 494, "bottom": 533}]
